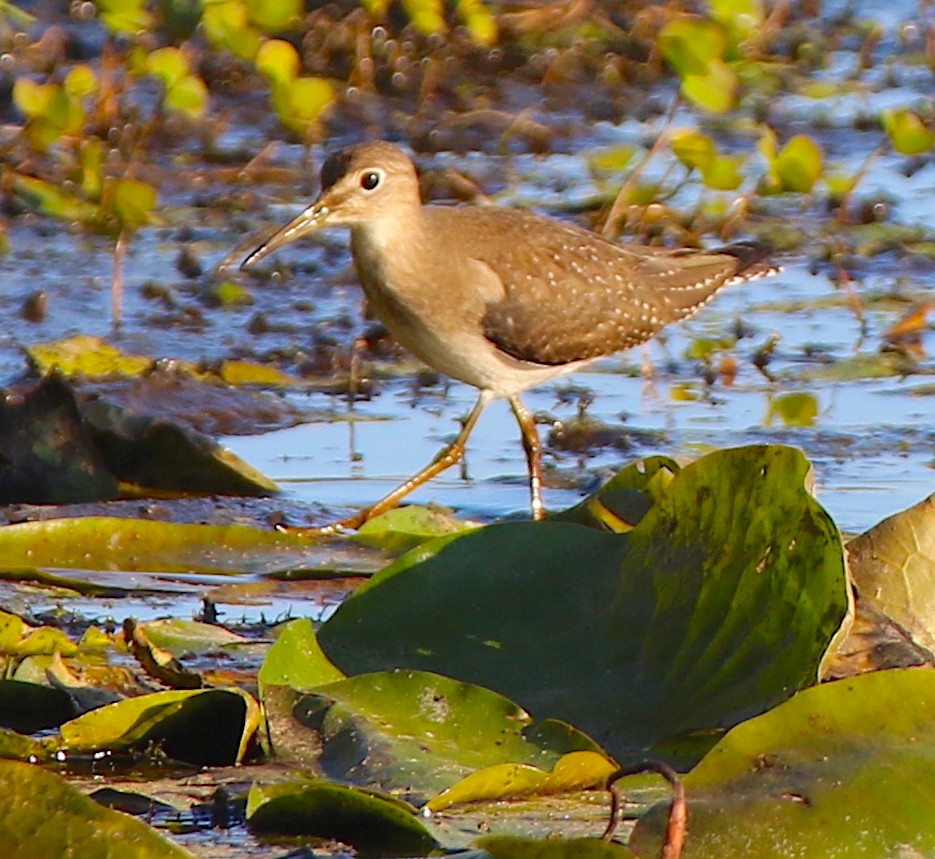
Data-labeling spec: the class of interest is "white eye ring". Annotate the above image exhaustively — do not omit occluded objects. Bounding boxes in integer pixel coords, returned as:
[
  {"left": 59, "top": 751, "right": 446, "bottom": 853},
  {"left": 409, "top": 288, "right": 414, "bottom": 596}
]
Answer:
[{"left": 360, "top": 168, "right": 385, "bottom": 191}]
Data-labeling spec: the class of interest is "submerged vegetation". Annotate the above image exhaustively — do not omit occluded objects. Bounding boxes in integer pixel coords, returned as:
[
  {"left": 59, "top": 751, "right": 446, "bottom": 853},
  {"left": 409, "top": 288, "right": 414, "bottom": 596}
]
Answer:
[{"left": 0, "top": 0, "right": 933, "bottom": 857}]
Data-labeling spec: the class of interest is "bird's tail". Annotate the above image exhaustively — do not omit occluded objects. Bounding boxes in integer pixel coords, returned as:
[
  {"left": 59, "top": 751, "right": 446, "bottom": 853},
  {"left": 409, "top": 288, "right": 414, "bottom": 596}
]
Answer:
[{"left": 715, "top": 241, "right": 781, "bottom": 284}]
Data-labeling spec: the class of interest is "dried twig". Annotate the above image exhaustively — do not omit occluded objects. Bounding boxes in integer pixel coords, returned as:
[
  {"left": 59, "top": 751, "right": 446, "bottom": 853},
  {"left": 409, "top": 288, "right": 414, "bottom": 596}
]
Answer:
[{"left": 602, "top": 758, "right": 686, "bottom": 859}]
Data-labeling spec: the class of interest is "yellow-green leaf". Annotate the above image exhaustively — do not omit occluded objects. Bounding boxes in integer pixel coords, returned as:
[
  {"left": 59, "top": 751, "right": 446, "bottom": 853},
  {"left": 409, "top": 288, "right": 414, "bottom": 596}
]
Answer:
[
  {"left": 401, "top": 0, "right": 445, "bottom": 35},
  {"left": 428, "top": 750, "right": 617, "bottom": 811},
  {"left": 681, "top": 59, "right": 739, "bottom": 113},
  {"left": 146, "top": 45, "right": 188, "bottom": 87},
  {"left": 659, "top": 16, "right": 728, "bottom": 75},
  {"left": 60, "top": 687, "right": 260, "bottom": 764},
  {"left": 774, "top": 134, "right": 823, "bottom": 192},
  {"left": 63, "top": 65, "right": 98, "bottom": 99},
  {"left": 707, "top": 0, "right": 763, "bottom": 40},
  {"left": 12, "top": 79, "right": 56, "bottom": 119},
  {"left": 0, "top": 610, "right": 78, "bottom": 658},
  {"left": 95, "top": 0, "right": 153, "bottom": 34},
  {"left": 219, "top": 358, "right": 305, "bottom": 387},
  {"left": 79, "top": 138, "right": 105, "bottom": 199},
  {"left": 670, "top": 128, "right": 716, "bottom": 171},
  {"left": 109, "top": 177, "right": 157, "bottom": 230},
  {"left": 702, "top": 153, "right": 744, "bottom": 190},
  {"left": 0, "top": 516, "right": 329, "bottom": 575},
  {"left": 244, "top": 0, "right": 302, "bottom": 31},
  {"left": 457, "top": 0, "right": 498, "bottom": 45},
  {"left": 202, "top": 0, "right": 262, "bottom": 58},
  {"left": 256, "top": 38, "right": 301, "bottom": 85},
  {"left": 12, "top": 175, "right": 101, "bottom": 222},
  {"left": 0, "top": 760, "right": 193, "bottom": 857},
  {"left": 27, "top": 334, "right": 155, "bottom": 377},
  {"left": 883, "top": 108, "right": 935, "bottom": 156},
  {"left": 275, "top": 76, "right": 334, "bottom": 135},
  {"left": 166, "top": 74, "right": 209, "bottom": 117}
]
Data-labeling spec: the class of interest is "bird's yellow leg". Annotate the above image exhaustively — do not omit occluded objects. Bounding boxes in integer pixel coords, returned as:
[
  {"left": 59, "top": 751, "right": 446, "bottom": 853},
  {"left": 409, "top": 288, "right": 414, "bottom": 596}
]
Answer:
[
  {"left": 280, "top": 391, "right": 492, "bottom": 536},
  {"left": 509, "top": 394, "right": 546, "bottom": 521}
]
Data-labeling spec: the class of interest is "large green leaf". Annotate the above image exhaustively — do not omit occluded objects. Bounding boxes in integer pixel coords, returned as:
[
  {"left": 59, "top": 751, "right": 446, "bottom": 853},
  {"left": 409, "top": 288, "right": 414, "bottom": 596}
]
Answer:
[
  {"left": 0, "top": 759, "right": 193, "bottom": 858},
  {"left": 258, "top": 617, "right": 346, "bottom": 696},
  {"left": 630, "top": 668, "right": 935, "bottom": 857},
  {"left": 263, "top": 668, "right": 612, "bottom": 804},
  {"left": 0, "top": 517, "right": 332, "bottom": 575},
  {"left": 318, "top": 446, "right": 849, "bottom": 761},
  {"left": 59, "top": 687, "right": 259, "bottom": 765},
  {"left": 247, "top": 777, "right": 438, "bottom": 856}
]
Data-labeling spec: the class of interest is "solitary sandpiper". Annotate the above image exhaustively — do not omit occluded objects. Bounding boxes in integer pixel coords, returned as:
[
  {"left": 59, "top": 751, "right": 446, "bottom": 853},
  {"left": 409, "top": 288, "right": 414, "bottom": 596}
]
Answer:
[{"left": 243, "top": 141, "right": 776, "bottom": 529}]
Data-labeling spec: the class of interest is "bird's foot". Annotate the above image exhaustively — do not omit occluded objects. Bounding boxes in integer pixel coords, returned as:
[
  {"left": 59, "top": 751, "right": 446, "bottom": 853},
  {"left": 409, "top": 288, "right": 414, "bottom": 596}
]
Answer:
[{"left": 272, "top": 509, "right": 369, "bottom": 538}]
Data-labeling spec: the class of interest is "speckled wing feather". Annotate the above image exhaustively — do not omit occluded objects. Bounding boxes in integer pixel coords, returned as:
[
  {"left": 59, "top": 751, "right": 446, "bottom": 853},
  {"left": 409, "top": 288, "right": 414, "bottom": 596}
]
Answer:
[{"left": 469, "top": 212, "right": 773, "bottom": 366}]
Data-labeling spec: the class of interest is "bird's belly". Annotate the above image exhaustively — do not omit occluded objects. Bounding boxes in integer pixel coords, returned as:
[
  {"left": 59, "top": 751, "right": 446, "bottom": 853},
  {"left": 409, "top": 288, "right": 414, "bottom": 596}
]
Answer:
[
  {"left": 384, "top": 310, "right": 580, "bottom": 397},
  {"left": 358, "top": 269, "right": 582, "bottom": 396}
]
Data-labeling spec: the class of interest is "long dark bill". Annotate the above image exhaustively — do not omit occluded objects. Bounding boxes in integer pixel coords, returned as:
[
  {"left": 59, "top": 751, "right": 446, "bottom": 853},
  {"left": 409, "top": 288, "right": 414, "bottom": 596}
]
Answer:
[{"left": 240, "top": 202, "right": 331, "bottom": 269}]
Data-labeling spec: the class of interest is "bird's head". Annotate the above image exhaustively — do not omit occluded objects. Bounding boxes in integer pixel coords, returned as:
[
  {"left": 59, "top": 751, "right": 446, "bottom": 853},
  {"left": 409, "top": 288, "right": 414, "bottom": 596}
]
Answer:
[{"left": 241, "top": 141, "right": 420, "bottom": 269}]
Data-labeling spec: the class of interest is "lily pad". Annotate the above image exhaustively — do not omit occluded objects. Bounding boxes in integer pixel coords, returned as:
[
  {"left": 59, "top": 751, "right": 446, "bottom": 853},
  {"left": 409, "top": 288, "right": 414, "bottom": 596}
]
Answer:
[
  {"left": 428, "top": 750, "right": 617, "bottom": 812},
  {"left": 0, "top": 609, "right": 79, "bottom": 658},
  {"left": 631, "top": 668, "right": 935, "bottom": 857},
  {"left": 0, "top": 759, "right": 193, "bottom": 858},
  {"left": 847, "top": 493, "right": 935, "bottom": 656},
  {"left": 318, "top": 446, "right": 849, "bottom": 762},
  {"left": 136, "top": 618, "right": 253, "bottom": 657},
  {"left": 353, "top": 506, "right": 478, "bottom": 553},
  {"left": 552, "top": 454, "right": 679, "bottom": 532},
  {"left": 0, "top": 517, "right": 328, "bottom": 575},
  {"left": 257, "top": 617, "right": 345, "bottom": 696},
  {"left": 0, "top": 727, "right": 54, "bottom": 762},
  {"left": 264, "top": 668, "right": 612, "bottom": 804},
  {"left": 476, "top": 835, "right": 637, "bottom": 858},
  {"left": 59, "top": 687, "right": 260, "bottom": 765},
  {"left": 247, "top": 777, "right": 438, "bottom": 856}
]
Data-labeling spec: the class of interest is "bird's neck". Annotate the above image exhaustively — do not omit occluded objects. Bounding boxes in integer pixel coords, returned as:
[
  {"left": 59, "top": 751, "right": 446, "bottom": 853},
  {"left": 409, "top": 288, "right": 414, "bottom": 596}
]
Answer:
[{"left": 350, "top": 203, "right": 427, "bottom": 293}]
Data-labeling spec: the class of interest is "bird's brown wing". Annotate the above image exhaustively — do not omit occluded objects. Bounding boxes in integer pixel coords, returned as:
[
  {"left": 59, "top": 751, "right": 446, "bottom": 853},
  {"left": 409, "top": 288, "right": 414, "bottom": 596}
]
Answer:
[{"left": 476, "top": 225, "right": 773, "bottom": 366}]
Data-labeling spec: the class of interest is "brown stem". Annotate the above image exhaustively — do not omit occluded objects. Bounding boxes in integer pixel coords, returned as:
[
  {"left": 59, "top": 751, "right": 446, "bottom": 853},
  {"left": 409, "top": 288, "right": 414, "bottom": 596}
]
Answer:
[
  {"left": 599, "top": 96, "right": 681, "bottom": 240},
  {"left": 602, "top": 759, "right": 686, "bottom": 859},
  {"left": 111, "top": 228, "right": 128, "bottom": 328}
]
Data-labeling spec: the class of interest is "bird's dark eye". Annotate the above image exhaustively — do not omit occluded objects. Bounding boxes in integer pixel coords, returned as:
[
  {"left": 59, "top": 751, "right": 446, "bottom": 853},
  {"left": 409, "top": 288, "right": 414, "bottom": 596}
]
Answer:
[{"left": 360, "top": 171, "right": 381, "bottom": 191}]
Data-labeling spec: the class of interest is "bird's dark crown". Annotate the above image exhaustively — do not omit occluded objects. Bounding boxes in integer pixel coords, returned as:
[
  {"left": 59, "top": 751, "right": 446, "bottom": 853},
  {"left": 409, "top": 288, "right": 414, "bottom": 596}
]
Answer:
[{"left": 319, "top": 148, "right": 355, "bottom": 193}]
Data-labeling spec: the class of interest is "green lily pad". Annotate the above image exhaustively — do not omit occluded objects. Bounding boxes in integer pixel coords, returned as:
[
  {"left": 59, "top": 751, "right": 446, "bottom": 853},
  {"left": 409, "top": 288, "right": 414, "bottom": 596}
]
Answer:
[
  {"left": 764, "top": 391, "right": 819, "bottom": 428},
  {"left": 0, "top": 727, "right": 54, "bottom": 762},
  {"left": 630, "top": 668, "right": 935, "bottom": 857},
  {"left": 258, "top": 618, "right": 345, "bottom": 697},
  {"left": 429, "top": 749, "right": 616, "bottom": 812},
  {"left": 59, "top": 687, "right": 260, "bottom": 765},
  {"left": 477, "top": 835, "right": 637, "bottom": 858},
  {"left": 263, "top": 667, "right": 612, "bottom": 803},
  {"left": 218, "top": 358, "right": 305, "bottom": 387},
  {"left": 0, "top": 759, "right": 193, "bottom": 858},
  {"left": 0, "top": 609, "right": 78, "bottom": 658},
  {"left": 0, "top": 517, "right": 328, "bottom": 575},
  {"left": 552, "top": 454, "right": 679, "bottom": 532},
  {"left": 318, "top": 446, "right": 849, "bottom": 762},
  {"left": 353, "top": 506, "right": 478, "bottom": 553},
  {"left": 247, "top": 777, "right": 438, "bottom": 856},
  {"left": 135, "top": 618, "right": 252, "bottom": 657}
]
